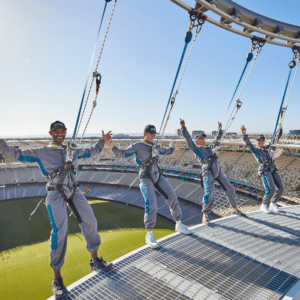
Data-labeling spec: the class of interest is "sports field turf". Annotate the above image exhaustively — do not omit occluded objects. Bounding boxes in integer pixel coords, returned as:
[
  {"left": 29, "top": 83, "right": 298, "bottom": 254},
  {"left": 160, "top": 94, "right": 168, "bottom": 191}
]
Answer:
[{"left": 0, "top": 198, "right": 175, "bottom": 300}]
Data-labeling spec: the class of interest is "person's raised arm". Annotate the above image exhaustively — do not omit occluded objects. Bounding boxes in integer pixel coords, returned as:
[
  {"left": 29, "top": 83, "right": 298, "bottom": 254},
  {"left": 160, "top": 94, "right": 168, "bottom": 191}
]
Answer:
[
  {"left": 105, "top": 135, "right": 137, "bottom": 158},
  {"left": 273, "top": 124, "right": 283, "bottom": 145},
  {"left": 211, "top": 122, "right": 223, "bottom": 148},
  {"left": 0, "top": 139, "right": 39, "bottom": 163},
  {"left": 180, "top": 119, "right": 195, "bottom": 153},
  {"left": 76, "top": 131, "right": 112, "bottom": 159},
  {"left": 157, "top": 142, "right": 182, "bottom": 156},
  {"left": 241, "top": 125, "right": 262, "bottom": 163}
]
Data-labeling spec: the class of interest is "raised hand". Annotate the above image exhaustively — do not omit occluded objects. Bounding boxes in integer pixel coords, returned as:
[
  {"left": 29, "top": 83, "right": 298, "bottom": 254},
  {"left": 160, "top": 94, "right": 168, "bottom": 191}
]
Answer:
[
  {"left": 240, "top": 125, "right": 246, "bottom": 135},
  {"left": 218, "top": 122, "right": 222, "bottom": 129},
  {"left": 174, "top": 142, "right": 182, "bottom": 152},
  {"left": 180, "top": 119, "right": 185, "bottom": 127},
  {"left": 102, "top": 130, "right": 113, "bottom": 143}
]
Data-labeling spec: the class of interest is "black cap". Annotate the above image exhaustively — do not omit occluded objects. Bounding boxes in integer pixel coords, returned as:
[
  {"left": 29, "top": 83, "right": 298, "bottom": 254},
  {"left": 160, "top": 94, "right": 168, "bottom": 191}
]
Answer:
[
  {"left": 50, "top": 121, "right": 67, "bottom": 131},
  {"left": 144, "top": 125, "right": 158, "bottom": 134},
  {"left": 257, "top": 134, "right": 265, "bottom": 141},
  {"left": 195, "top": 133, "right": 206, "bottom": 139}
]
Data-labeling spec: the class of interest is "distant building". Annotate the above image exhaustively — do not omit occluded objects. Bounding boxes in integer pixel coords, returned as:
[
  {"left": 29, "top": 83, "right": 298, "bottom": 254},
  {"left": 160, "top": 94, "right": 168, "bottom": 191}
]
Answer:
[
  {"left": 226, "top": 132, "right": 237, "bottom": 136},
  {"left": 211, "top": 131, "right": 218, "bottom": 136},
  {"left": 175, "top": 129, "right": 183, "bottom": 137},
  {"left": 192, "top": 130, "right": 204, "bottom": 137},
  {"left": 289, "top": 130, "right": 300, "bottom": 134}
]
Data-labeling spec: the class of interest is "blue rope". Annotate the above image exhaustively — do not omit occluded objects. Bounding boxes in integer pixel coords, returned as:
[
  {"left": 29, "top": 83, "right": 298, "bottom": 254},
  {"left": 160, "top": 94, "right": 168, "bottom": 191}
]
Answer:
[
  {"left": 226, "top": 52, "right": 253, "bottom": 113},
  {"left": 72, "top": 1, "right": 109, "bottom": 140},
  {"left": 158, "top": 31, "right": 192, "bottom": 136},
  {"left": 271, "top": 61, "right": 295, "bottom": 144}
]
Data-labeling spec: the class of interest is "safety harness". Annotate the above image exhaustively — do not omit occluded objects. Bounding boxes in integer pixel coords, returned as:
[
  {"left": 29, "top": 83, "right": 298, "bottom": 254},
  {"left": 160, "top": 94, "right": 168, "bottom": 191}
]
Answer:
[
  {"left": 47, "top": 161, "right": 82, "bottom": 223},
  {"left": 139, "top": 142, "right": 170, "bottom": 199}
]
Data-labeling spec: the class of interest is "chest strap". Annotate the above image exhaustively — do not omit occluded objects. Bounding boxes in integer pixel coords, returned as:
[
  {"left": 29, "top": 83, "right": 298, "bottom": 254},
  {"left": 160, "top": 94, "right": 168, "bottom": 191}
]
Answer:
[
  {"left": 261, "top": 159, "right": 273, "bottom": 165},
  {"left": 141, "top": 157, "right": 158, "bottom": 168},
  {"left": 48, "top": 164, "right": 75, "bottom": 180}
]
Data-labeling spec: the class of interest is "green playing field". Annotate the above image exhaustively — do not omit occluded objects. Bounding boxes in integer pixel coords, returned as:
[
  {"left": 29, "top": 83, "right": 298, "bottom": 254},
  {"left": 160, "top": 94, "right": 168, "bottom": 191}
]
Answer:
[{"left": 0, "top": 198, "right": 175, "bottom": 300}]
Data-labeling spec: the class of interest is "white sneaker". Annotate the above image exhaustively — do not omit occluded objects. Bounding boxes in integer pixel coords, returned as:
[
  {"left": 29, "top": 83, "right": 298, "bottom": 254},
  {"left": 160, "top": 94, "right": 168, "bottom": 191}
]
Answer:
[
  {"left": 260, "top": 204, "right": 271, "bottom": 214},
  {"left": 146, "top": 232, "right": 159, "bottom": 248},
  {"left": 175, "top": 223, "right": 192, "bottom": 235},
  {"left": 269, "top": 202, "right": 280, "bottom": 213}
]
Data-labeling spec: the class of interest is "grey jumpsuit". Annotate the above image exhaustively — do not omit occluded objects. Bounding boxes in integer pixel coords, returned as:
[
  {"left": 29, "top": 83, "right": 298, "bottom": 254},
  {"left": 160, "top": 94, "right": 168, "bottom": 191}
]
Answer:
[
  {"left": 0, "top": 139, "right": 103, "bottom": 271},
  {"left": 181, "top": 126, "right": 237, "bottom": 214},
  {"left": 111, "top": 140, "right": 182, "bottom": 230},
  {"left": 243, "top": 134, "right": 284, "bottom": 205}
]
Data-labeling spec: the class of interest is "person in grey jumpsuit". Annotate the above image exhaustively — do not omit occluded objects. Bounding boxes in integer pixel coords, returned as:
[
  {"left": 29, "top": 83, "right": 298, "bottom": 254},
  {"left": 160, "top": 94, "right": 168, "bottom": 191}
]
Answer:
[
  {"left": 106, "top": 125, "right": 191, "bottom": 248},
  {"left": 241, "top": 125, "right": 284, "bottom": 213},
  {"left": 180, "top": 119, "right": 245, "bottom": 225},
  {"left": 0, "top": 121, "right": 113, "bottom": 300}
]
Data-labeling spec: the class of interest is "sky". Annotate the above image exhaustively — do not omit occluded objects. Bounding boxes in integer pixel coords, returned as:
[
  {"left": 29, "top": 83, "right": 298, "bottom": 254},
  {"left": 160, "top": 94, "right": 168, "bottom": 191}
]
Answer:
[{"left": 1, "top": 0, "right": 300, "bottom": 137}]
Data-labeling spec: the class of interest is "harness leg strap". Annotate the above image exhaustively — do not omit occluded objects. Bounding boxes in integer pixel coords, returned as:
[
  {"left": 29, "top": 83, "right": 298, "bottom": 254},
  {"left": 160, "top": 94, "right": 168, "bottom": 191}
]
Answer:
[
  {"left": 67, "top": 198, "right": 82, "bottom": 224},
  {"left": 58, "top": 187, "right": 82, "bottom": 224},
  {"left": 216, "top": 178, "right": 227, "bottom": 191},
  {"left": 154, "top": 182, "right": 169, "bottom": 199}
]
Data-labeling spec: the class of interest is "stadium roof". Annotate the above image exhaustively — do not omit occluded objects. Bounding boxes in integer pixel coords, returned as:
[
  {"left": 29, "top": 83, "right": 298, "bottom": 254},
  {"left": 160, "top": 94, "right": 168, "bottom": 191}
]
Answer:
[{"left": 48, "top": 206, "right": 300, "bottom": 300}]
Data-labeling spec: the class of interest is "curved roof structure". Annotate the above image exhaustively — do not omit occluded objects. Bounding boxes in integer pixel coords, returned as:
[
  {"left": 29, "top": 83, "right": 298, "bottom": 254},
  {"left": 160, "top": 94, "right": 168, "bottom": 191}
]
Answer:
[
  {"left": 48, "top": 206, "right": 300, "bottom": 299},
  {"left": 171, "top": 0, "right": 300, "bottom": 48}
]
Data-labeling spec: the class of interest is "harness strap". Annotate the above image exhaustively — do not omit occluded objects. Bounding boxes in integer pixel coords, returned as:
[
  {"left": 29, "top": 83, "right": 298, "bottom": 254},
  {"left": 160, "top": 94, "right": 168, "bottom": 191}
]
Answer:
[
  {"left": 48, "top": 161, "right": 82, "bottom": 223},
  {"left": 261, "top": 159, "right": 273, "bottom": 165},
  {"left": 141, "top": 157, "right": 158, "bottom": 168},
  {"left": 154, "top": 182, "right": 169, "bottom": 199},
  {"left": 47, "top": 184, "right": 82, "bottom": 224}
]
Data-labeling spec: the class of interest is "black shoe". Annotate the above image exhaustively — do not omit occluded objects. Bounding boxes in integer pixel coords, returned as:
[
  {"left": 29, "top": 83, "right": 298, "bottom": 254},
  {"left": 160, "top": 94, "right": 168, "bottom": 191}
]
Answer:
[
  {"left": 90, "top": 256, "right": 113, "bottom": 271},
  {"left": 233, "top": 209, "right": 246, "bottom": 217},
  {"left": 52, "top": 277, "right": 69, "bottom": 300}
]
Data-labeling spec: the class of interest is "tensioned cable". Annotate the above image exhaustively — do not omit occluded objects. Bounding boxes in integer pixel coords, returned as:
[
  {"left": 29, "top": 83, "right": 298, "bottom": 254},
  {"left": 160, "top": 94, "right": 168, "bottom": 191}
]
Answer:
[
  {"left": 271, "top": 51, "right": 300, "bottom": 145},
  {"left": 79, "top": 0, "right": 117, "bottom": 142},
  {"left": 157, "top": 11, "right": 207, "bottom": 144},
  {"left": 226, "top": 52, "right": 253, "bottom": 113},
  {"left": 221, "top": 40, "right": 265, "bottom": 141},
  {"left": 157, "top": 31, "right": 193, "bottom": 138},
  {"left": 72, "top": 0, "right": 112, "bottom": 140},
  {"left": 277, "top": 55, "right": 300, "bottom": 128},
  {"left": 159, "top": 27, "right": 202, "bottom": 143}
]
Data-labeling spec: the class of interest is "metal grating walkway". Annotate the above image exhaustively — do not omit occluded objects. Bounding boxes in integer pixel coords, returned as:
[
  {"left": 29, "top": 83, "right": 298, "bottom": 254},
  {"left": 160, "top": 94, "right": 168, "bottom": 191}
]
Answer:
[{"left": 49, "top": 206, "right": 300, "bottom": 300}]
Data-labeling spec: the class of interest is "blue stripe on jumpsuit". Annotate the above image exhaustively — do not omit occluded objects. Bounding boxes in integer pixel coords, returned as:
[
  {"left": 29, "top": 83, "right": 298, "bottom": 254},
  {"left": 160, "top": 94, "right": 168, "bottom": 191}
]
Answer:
[
  {"left": 47, "top": 204, "right": 58, "bottom": 250},
  {"left": 140, "top": 184, "right": 150, "bottom": 215},
  {"left": 249, "top": 143, "right": 262, "bottom": 163},
  {"left": 18, "top": 155, "right": 49, "bottom": 177},
  {"left": 262, "top": 175, "right": 270, "bottom": 198},
  {"left": 203, "top": 178, "right": 209, "bottom": 204}
]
